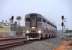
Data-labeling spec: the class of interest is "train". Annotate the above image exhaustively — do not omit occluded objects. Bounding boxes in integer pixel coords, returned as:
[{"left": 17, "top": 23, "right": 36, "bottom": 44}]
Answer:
[{"left": 25, "top": 13, "right": 57, "bottom": 40}]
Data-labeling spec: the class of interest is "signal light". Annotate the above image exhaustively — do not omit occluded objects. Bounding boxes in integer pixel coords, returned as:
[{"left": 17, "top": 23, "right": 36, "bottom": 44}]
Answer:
[
  {"left": 10, "top": 16, "right": 14, "bottom": 20},
  {"left": 61, "top": 16, "right": 64, "bottom": 20}
]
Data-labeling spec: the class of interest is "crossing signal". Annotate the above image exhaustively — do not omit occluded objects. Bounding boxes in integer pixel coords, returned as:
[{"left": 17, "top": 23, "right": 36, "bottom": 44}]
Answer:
[
  {"left": 10, "top": 16, "right": 14, "bottom": 20},
  {"left": 11, "top": 16, "right": 14, "bottom": 20},
  {"left": 10, "top": 16, "right": 14, "bottom": 23}
]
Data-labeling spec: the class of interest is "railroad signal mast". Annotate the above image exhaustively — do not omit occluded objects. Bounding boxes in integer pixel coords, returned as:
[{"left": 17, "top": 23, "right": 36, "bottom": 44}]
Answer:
[{"left": 61, "top": 16, "right": 64, "bottom": 33}]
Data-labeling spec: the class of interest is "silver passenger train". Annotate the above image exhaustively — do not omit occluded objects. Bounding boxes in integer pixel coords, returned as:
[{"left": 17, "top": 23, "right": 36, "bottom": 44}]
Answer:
[{"left": 25, "top": 13, "right": 57, "bottom": 40}]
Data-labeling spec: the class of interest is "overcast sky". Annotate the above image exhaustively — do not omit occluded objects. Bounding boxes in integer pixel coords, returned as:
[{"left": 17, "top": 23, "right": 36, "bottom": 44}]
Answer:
[{"left": 0, "top": 0, "right": 72, "bottom": 30}]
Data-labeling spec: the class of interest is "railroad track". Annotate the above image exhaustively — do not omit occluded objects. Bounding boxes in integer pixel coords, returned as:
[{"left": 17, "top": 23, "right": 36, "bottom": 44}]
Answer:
[{"left": 0, "top": 37, "right": 26, "bottom": 49}]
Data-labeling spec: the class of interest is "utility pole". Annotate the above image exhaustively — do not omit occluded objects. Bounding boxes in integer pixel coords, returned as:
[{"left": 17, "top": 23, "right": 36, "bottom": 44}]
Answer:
[{"left": 61, "top": 16, "right": 64, "bottom": 33}]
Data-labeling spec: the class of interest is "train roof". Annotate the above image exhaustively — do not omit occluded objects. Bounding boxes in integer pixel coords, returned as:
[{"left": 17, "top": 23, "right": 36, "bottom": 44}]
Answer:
[
  {"left": 25, "top": 13, "right": 44, "bottom": 18},
  {"left": 25, "top": 13, "right": 57, "bottom": 28}
]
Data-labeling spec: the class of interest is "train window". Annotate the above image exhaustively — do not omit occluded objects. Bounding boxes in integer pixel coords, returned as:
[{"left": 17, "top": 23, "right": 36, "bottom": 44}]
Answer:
[
  {"left": 31, "top": 16, "right": 36, "bottom": 19},
  {"left": 37, "top": 17, "right": 41, "bottom": 22},
  {"left": 43, "top": 19, "right": 46, "bottom": 22},
  {"left": 30, "top": 14, "right": 37, "bottom": 19},
  {"left": 30, "top": 14, "right": 36, "bottom": 16},
  {"left": 47, "top": 22, "right": 50, "bottom": 24},
  {"left": 26, "top": 18, "right": 30, "bottom": 22}
]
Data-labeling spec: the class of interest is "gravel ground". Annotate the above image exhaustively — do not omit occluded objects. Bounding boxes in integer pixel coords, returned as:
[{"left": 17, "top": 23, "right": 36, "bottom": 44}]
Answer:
[{"left": 6, "top": 37, "right": 61, "bottom": 50}]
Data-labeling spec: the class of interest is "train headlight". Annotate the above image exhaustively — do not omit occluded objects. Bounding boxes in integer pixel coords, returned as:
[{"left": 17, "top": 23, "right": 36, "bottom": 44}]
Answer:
[
  {"left": 32, "top": 27, "right": 36, "bottom": 29},
  {"left": 26, "top": 30, "right": 30, "bottom": 33},
  {"left": 38, "top": 30, "right": 42, "bottom": 34}
]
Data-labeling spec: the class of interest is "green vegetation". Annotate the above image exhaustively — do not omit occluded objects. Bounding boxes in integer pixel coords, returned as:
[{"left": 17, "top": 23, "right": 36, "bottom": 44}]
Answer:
[
  {"left": 0, "top": 25, "right": 3, "bottom": 28},
  {"left": 0, "top": 26, "right": 10, "bottom": 32}
]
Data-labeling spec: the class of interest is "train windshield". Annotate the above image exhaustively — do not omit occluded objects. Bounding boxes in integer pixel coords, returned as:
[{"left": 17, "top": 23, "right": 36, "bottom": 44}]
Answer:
[
  {"left": 25, "top": 14, "right": 42, "bottom": 27},
  {"left": 30, "top": 14, "right": 37, "bottom": 27},
  {"left": 37, "top": 17, "right": 41, "bottom": 22},
  {"left": 26, "top": 18, "right": 30, "bottom": 22}
]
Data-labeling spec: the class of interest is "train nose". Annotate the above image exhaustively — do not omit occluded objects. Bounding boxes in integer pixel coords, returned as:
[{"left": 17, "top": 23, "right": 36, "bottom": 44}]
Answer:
[{"left": 26, "top": 33, "right": 39, "bottom": 38}]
